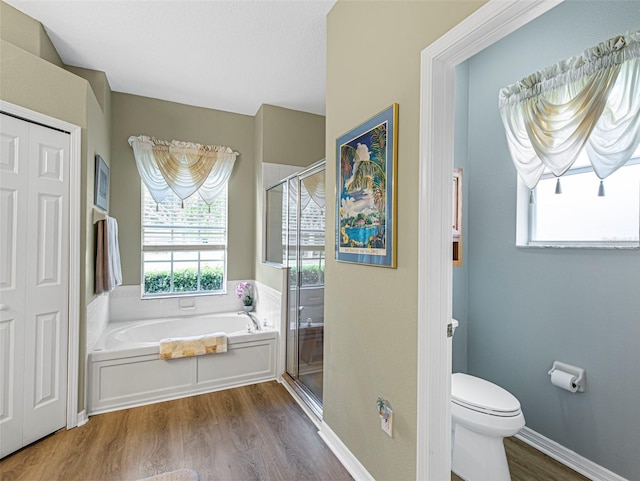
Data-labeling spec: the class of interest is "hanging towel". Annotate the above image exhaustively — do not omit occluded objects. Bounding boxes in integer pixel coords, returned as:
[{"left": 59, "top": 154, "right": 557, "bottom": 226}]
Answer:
[
  {"left": 159, "top": 332, "right": 227, "bottom": 360},
  {"left": 95, "top": 216, "right": 123, "bottom": 294}
]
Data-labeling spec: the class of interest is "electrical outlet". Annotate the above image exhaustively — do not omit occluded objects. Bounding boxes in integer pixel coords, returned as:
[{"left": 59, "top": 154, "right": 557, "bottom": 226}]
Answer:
[{"left": 381, "top": 408, "right": 393, "bottom": 437}]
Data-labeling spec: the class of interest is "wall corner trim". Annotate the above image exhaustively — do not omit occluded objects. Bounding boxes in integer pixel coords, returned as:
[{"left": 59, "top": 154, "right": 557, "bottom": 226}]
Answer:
[
  {"left": 318, "top": 422, "right": 375, "bottom": 481},
  {"left": 516, "top": 427, "right": 629, "bottom": 481}
]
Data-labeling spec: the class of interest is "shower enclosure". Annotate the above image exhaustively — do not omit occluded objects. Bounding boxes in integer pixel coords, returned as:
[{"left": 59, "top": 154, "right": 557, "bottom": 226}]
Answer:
[{"left": 265, "top": 160, "right": 325, "bottom": 416}]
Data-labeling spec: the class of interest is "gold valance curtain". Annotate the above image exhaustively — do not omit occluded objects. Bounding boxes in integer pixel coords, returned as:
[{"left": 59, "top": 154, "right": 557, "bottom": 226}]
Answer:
[
  {"left": 499, "top": 30, "right": 640, "bottom": 191},
  {"left": 128, "top": 135, "right": 238, "bottom": 205}
]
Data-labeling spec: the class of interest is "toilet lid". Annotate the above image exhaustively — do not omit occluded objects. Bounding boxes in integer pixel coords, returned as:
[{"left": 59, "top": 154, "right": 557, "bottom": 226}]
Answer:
[{"left": 451, "top": 373, "right": 521, "bottom": 416}]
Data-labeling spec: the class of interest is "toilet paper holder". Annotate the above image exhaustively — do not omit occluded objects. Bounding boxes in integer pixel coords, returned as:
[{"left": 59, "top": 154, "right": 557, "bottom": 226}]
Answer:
[{"left": 548, "top": 361, "right": 585, "bottom": 392}]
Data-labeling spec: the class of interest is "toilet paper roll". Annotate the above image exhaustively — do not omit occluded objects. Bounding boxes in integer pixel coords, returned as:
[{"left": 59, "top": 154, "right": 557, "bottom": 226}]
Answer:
[{"left": 550, "top": 370, "right": 578, "bottom": 392}]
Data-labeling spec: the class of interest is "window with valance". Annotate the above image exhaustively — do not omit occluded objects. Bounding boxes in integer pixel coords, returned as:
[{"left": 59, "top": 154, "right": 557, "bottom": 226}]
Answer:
[
  {"left": 128, "top": 135, "right": 238, "bottom": 296},
  {"left": 499, "top": 30, "right": 640, "bottom": 247}
]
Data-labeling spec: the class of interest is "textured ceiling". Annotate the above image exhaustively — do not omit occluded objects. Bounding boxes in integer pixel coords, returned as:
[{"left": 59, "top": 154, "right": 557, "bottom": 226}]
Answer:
[{"left": 6, "top": 0, "right": 335, "bottom": 116}]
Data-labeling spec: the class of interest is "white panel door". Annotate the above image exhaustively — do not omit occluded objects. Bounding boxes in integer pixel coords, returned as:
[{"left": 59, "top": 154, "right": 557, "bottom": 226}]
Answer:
[
  {"left": 0, "top": 114, "right": 29, "bottom": 458},
  {"left": 0, "top": 114, "right": 69, "bottom": 457}
]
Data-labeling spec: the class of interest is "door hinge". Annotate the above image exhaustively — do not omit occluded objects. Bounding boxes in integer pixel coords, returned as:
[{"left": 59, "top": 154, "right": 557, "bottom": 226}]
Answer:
[{"left": 447, "top": 323, "right": 453, "bottom": 338}]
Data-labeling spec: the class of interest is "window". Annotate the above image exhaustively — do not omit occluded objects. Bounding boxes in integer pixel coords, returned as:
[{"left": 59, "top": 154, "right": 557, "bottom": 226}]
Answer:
[
  {"left": 517, "top": 146, "right": 640, "bottom": 248},
  {"left": 500, "top": 32, "right": 640, "bottom": 248},
  {"left": 298, "top": 193, "right": 325, "bottom": 287},
  {"left": 142, "top": 184, "right": 227, "bottom": 296}
]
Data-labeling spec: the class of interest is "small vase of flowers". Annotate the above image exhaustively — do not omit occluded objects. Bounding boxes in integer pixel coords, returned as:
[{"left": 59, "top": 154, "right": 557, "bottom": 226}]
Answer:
[{"left": 236, "top": 281, "right": 254, "bottom": 311}]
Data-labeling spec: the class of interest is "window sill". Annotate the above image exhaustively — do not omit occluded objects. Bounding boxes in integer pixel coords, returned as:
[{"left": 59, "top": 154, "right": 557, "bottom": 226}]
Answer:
[
  {"left": 141, "top": 290, "right": 227, "bottom": 300},
  {"left": 518, "top": 242, "right": 639, "bottom": 249},
  {"left": 262, "top": 261, "right": 287, "bottom": 269}
]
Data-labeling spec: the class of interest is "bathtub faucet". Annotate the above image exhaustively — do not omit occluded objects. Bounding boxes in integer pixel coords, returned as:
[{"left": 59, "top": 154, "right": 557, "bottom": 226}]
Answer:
[{"left": 238, "top": 311, "right": 261, "bottom": 331}]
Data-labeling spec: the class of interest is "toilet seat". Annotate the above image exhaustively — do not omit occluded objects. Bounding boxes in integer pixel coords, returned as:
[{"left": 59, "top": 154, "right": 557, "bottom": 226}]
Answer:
[
  {"left": 452, "top": 373, "right": 521, "bottom": 417},
  {"left": 451, "top": 373, "right": 525, "bottom": 481}
]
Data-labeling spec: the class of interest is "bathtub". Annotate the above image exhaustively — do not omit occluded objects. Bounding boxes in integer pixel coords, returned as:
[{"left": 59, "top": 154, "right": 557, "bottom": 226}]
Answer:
[{"left": 88, "top": 313, "right": 277, "bottom": 415}]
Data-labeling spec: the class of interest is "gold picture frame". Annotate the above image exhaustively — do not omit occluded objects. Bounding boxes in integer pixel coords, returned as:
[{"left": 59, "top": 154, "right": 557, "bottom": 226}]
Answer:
[{"left": 336, "top": 104, "right": 398, "bottom": 268}]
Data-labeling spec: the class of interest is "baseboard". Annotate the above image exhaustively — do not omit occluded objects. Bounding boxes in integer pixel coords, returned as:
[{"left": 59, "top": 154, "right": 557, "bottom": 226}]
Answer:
[
  {"left": 278, "top": 377, "right": 321, "bottom": 430},
  {"left": 516, "top": 427, "right": 629, "bottom": 481},
  {"left": 318, "top": 422, "right": 375, "bottom": 481},
  {"left": 76, "top": 410, "right": 89, "bottom": 427},
  {"left": 278, "top": 378, "right": 374, "bottom": 481}
]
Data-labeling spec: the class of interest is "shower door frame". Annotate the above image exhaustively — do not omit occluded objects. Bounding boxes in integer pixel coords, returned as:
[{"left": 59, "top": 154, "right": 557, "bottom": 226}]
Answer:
[{"left": 282, "top": 160, "right": 326, "bottom": 420}]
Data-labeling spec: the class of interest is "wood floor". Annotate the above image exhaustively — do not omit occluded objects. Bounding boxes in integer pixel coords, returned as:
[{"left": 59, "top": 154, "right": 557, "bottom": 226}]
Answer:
[
  {"left": 451, "top": 436, "right": 590, "bottom": 481},
  {"left": 0, "top": 381, "right": 352, "bottom": 481},
  {"left": 1, "top": 380, "right": 592, "bottom": 481}
]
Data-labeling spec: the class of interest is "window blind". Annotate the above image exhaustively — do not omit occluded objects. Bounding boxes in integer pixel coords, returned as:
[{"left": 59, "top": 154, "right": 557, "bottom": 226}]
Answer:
[{"left": 142, "top": 186, "right": 227, "bottom": 249}]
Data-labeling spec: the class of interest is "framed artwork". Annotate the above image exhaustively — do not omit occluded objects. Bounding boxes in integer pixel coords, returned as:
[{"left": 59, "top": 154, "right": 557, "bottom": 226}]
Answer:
[
  {"left": 94, "top": 154, "right": 109, "bottom": 211},
  {"left": 453, "top": 168, "right": 463, "bottom": 267},
  {"left": 336, "top": 104, "right": 398, "bottom": 267}
]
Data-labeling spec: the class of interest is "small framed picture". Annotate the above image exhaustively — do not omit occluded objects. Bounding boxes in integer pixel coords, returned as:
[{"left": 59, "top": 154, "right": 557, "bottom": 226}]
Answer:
[{"left": 94, "top": 155, "right": 109, "bottom": 211}]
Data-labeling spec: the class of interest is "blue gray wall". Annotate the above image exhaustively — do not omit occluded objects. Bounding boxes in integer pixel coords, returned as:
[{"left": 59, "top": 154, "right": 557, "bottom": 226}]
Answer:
[
  {"left": 455, "top": 1, "right": 640, "bottom": 478},
  {"left": 453, "top": 60, "right": 470, "bottom": 375}
]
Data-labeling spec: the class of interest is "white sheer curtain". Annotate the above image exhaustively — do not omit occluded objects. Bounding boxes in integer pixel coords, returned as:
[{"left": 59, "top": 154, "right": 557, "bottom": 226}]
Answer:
[
  {"left": 302, "top": 170, "right": 326, "bottom": 209},
  {"left": 499, "top": 30, "right": 640, "bottom": 191},
  {"left": 128, "top": 135, "right": 238, "bottom": 205},
  {"left": 288, "top": 171, "right": 326, "bottom": 211}
]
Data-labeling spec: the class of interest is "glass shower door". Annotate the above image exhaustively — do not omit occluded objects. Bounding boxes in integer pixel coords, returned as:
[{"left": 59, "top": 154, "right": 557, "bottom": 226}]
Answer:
[{"left": 285, "top": 163, "right": 325, "bottom": 414}]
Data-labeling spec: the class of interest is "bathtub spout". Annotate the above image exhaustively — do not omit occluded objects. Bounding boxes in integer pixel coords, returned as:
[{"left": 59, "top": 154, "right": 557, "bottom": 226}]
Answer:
[{"left": 238, "top": 311, "right": 261, "bottom": 331}]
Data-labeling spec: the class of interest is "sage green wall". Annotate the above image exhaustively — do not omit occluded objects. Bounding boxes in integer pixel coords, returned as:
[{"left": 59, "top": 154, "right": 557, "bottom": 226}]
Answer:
[
  {"left": 254, "top": 104, "right": 326, "bottom": 290},
  {"left": 68, "top": 66, "right": 111, "bottom": 113},
  {"left": 110, "top": 93, "right": 256, "bottom": 285},
  {"left": 0, "top": 1, "right": 63, "bottom": 68},
  {"left": 1, "top": 0, "right": 112, "bottom": 410},
  {"left": 260, "top": 104, "right": 325, "bottom": 168},
  {"left": 325, "top": 2, "right": 485, "bottom": 479}
]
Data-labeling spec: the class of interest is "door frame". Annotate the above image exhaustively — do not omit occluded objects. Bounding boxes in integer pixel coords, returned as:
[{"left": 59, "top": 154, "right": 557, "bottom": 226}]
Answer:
[
  {"left": 0, "top": 100, "right": 82, "bottom": 429},
  {"left": 416, "top": 1, "right": 563, "bottom": 478}
]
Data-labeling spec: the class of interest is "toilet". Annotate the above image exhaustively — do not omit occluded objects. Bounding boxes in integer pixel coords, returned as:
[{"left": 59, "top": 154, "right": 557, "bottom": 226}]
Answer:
[{"left": 451, "top": 372, "right": 525, "bottom": 481}]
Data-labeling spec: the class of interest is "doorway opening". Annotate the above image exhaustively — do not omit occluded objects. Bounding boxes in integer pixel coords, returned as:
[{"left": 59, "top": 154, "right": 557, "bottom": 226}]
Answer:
[{"left": 416, "top": 1, "right": 562, "bottom": 478}]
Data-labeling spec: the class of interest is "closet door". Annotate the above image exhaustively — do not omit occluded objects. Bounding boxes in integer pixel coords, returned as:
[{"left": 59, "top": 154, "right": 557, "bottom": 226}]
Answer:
[
  {"left": 0, "top": 114, "right": 29, "bottom": 457},
  {"left": 0, "top": 114, "right": 69, "bottom": 457}
]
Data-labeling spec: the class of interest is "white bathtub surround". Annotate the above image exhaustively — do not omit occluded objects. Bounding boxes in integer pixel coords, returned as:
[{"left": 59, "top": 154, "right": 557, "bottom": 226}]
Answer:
[
  {"left": 88, "top": 313, "right": 277, "bottom": 414},
  {"left": 253, "top": 279, "right": 286, "bottom": 378},
  {"left": 109, "top": 281, "right": 255, "bottom": 322},
  {"left": 253, "top": 281, "right": 282, "bottom": 330},
  {"left": 88, "top": 280, "right": 283, "bottom": 415},
  {"left": 86, "top": 292, "right": 110, "bottom": 352}
]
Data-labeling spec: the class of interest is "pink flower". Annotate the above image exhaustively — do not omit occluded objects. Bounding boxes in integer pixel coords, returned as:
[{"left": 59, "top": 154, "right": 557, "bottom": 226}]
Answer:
[
  {"left": 235, "top": 282, "right": 252, "bottom": 298},
  {"left": 235, "top": 281, "right": 254, "bottom": 307}
]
